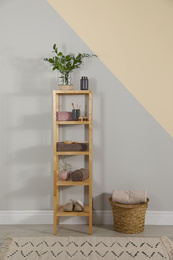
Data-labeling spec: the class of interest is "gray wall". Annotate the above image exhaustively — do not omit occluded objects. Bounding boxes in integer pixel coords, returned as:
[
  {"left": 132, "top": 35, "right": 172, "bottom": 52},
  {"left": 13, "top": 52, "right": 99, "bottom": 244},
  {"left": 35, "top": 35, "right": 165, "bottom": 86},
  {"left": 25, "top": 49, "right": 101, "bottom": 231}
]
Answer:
[{"left": 0, "top": 0, "right": 173, "bottom": 212}]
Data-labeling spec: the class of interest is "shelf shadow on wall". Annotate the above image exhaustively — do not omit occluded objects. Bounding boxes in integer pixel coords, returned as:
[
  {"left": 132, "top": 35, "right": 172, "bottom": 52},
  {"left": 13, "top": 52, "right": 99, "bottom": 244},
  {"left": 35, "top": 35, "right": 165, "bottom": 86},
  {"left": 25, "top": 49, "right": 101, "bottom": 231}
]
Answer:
[
  {"left": 8, "top": 145, "right": 52, "bottom": 164},
  {"left": 6, "top": 113, "right": 52, "bottom": 130},
  {"left": 93, "top": 192, "right": 112, "bottom": 211},
  {"left": 5, "top": 171, "right": 52, "bottom": 210},
  {"left": 0, "top": 56, "right": 57, "bottom": 210}
]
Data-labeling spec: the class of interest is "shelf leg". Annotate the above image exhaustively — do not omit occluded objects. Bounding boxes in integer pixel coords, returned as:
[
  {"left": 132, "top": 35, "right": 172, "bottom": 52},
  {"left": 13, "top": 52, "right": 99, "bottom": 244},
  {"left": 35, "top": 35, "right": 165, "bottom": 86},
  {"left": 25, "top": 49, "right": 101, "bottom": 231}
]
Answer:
[
  {"left": 89, "top": 215, "right": 92, "bottom": 235},
  {"left": 89, "top": 183, "right": 92, "bottom": 235},
  {"left": 53, "top": 219, "right": 57, "bottom": 235},
  {"left": 53, "top": 196, "right": 57, "bottom": 235},
  {"left": 56, "top": 186, "right": 59, "bottom": 226},
  {"left": 57, "top": 216, "right": 59, "bottom": 226}
]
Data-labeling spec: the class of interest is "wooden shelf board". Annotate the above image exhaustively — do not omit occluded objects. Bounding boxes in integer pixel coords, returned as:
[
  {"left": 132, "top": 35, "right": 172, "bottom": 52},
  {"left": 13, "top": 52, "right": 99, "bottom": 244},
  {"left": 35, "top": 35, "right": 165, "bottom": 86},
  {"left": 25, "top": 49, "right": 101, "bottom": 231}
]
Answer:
[
  {"left": 54, "top": 90, "right": 91, "bottom": 95},
  {"left": 56, "top": 177, "right": 89, "bottom": 186},
  {"left": 56, "top": 121, "right": 90, "bottom": 125},
  {"left": 56, "top": 205, "right": 89, "bottom": 216},
  {"left": 56, "top": 151, "right": 89, "bottom": 155}
]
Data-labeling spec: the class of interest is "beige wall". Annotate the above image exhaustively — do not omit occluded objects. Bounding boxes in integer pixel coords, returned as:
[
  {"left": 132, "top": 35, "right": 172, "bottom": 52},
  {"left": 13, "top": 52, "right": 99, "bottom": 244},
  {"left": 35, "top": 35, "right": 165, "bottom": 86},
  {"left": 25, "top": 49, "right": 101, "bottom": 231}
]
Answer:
[{"left": 47, "top": 0, "right": 173, "bottom": 137}]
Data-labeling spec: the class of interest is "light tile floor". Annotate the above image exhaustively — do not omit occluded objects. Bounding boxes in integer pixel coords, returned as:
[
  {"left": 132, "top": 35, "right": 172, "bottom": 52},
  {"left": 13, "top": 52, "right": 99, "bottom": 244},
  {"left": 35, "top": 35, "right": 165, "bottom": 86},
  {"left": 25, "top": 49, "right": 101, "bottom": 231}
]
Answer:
[{"left": 0, "top": 225, "right": 173, "bottom": 250}]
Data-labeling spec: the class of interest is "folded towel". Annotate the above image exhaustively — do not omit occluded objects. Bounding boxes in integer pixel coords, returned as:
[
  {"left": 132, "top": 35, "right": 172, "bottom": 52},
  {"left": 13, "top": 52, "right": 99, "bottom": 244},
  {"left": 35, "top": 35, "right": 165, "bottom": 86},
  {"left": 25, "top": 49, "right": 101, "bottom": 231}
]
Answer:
[
  {"left": 56, "top": 142, "right": 89, "bottom": 152},
  {"left": 112, "top": 190, "right": 147, "bottom": 204},
  {"left": 74, "top": 200, "right": 84, "bottom": 212},
  {"left": 56, "top": 111, "right": 72, "bottom": 121},
  {"left": 71, "top": 168, "right": 89, "bottom": 182}
]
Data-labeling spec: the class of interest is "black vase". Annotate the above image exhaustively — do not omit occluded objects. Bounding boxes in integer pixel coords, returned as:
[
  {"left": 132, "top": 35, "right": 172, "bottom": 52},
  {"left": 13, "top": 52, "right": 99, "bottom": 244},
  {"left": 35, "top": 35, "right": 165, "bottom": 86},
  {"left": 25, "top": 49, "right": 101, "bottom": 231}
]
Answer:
[{"left": 80, "top": 77, "right": 88, "bottom": 90}]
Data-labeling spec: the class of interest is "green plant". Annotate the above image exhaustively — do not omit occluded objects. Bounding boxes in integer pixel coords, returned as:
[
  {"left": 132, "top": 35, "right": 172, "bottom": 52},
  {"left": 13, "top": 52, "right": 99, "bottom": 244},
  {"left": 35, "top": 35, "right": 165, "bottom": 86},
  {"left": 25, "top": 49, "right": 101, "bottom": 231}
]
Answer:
[{"left": 44, "top": 44, "right": 97, "bottom": 85}]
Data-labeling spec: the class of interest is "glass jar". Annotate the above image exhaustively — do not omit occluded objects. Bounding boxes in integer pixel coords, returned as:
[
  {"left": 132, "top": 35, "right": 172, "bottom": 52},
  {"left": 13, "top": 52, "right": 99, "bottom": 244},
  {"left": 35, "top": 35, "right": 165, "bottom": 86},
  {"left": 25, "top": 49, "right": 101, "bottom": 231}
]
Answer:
[{"left": 58, "top": 72, "right": 73, "bottom": 86}]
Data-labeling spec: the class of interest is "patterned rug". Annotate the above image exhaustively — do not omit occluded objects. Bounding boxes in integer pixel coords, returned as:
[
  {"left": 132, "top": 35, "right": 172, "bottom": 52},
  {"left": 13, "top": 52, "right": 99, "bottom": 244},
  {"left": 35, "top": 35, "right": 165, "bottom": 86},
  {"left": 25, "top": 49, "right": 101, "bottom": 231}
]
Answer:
[{"left": 0, "top": 236, "right": 173, "bottom": 259}]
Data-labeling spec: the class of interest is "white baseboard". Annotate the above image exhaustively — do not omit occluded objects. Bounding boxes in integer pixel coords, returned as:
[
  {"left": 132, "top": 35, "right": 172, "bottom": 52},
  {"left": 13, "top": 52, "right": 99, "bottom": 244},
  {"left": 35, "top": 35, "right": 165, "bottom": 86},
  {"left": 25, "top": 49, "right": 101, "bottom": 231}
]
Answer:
[
  {"left": 0, "top": 210, "right": 173, "bottom": 225},
  {"left": 145, "top": 211, "right": 173, "bottom": 225},
  {"left": 93, "top": 210, "right": 173, "bottom": 225},
  {"left": 0, "top": 211, "right": 53, "bottom": 225}
]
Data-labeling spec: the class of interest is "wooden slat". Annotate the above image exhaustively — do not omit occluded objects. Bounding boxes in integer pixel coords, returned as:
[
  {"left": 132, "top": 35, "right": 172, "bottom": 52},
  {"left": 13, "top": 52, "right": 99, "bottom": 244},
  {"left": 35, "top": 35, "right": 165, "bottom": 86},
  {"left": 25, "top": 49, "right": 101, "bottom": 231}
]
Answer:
[
  {"left": 54, "top": 90, "right": 91, "bottom": 95},
  {"left": 56, "top": 177, "right": 89, "bottom": 186},
  {"left": 56, "top": 121, "right": 90, "bottom": 125},
  {"left": 56, "top": 205, "right": 89, "bottom": 216},
  {"left": 56, "top": 151, "right": 89, "bottom": 155}
]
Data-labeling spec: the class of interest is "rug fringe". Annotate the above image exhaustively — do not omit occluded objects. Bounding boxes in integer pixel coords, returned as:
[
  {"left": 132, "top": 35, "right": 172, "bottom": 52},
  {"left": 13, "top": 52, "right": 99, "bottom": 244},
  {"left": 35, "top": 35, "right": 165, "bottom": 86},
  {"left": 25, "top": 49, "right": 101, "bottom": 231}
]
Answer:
[
  {"left": 0, "top": 237, "right": 13, "bottom": 260},
  {"left": 161, "top": 236, "right": 173, "bottom": 260}
]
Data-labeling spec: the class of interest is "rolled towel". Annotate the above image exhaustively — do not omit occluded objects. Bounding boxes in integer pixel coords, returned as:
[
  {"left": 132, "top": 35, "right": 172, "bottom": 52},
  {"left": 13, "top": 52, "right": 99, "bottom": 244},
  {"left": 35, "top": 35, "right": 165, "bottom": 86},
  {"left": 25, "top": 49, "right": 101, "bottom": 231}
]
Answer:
[
  {"left": 112, "top": 190, "right": 147, "bottom": 204},
  {"left": 71, "top": 168, "right": 89, "bottom": 182}
]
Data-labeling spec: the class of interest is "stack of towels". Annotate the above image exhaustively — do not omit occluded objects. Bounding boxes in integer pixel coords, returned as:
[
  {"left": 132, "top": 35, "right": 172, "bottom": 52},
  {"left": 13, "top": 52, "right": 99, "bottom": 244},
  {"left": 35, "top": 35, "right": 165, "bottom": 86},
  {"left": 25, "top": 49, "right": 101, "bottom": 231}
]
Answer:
[{"left": 112, "top": 190, "right": 147, "bottom": 204}]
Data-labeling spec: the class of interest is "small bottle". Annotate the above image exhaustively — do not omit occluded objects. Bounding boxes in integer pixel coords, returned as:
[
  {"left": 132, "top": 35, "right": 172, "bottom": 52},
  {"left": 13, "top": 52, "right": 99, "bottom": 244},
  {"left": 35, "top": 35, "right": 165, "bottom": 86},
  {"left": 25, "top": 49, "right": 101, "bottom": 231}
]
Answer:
[{"left": 80, "top": 76, "right": 88, "bottom": 90}]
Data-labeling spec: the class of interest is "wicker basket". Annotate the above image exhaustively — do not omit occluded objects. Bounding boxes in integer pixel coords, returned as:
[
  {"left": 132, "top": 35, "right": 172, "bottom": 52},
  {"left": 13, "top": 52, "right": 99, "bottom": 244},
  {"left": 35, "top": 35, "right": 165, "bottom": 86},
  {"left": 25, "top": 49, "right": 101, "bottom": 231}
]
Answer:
[{"left": 109, "top": 197, "right": 149, "bottom": 234}]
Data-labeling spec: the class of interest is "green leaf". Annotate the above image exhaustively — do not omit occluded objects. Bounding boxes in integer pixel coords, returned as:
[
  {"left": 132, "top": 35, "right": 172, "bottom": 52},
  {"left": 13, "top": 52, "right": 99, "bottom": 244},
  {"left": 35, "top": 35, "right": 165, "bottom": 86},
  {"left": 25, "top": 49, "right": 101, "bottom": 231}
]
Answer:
[
  {"left": 76, "top": 53, "right": 82, "bottom": 59},
  {"left": 61, "top": 58, "right": 65, "bottom": 64},
  {"left": 49, "top": 58, "right": 54, "bottom": 63},
  {"left": 58, "top": 52, "right": 63, "bottom": 56},
  {"left": 66, "top": 62, "right": 71, "bottom": 67},
  {"left": 66, "top": 55, "right": 71, "bottom": 61},
  {"left": 53, "top": 44, "right": 58, "bottom": 54},
  {"left": 58, "top": 64, "right": 62, "bottom": 69}
]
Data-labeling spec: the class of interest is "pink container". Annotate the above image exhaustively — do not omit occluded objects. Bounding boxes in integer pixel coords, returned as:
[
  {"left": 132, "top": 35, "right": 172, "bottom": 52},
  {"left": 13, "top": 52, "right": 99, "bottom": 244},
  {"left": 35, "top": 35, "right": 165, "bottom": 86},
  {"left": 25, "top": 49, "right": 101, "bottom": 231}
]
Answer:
[
  {"left": 56, "top": 111, "right": 72, "bottom": 121},
  {"left": 59, "top": 171, "right": 70, "bottom": 180}
]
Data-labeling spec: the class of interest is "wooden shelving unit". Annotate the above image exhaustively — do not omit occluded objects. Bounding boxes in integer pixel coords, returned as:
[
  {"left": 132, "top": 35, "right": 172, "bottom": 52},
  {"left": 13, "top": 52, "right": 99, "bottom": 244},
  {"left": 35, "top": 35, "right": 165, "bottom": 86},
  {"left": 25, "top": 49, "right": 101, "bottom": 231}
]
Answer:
[{"left": 53, "top": 90, "right": 92, "bottom": 235}]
